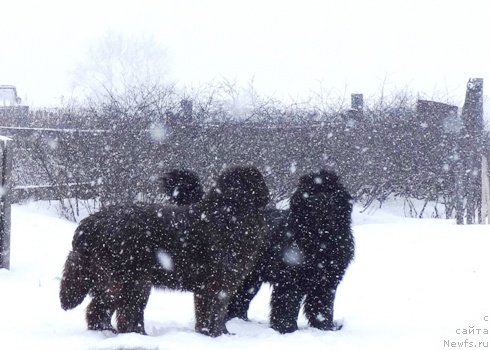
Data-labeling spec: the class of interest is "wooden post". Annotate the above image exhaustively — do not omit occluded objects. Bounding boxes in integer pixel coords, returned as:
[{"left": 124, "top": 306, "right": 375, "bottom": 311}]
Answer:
[
  {"left": 348, "top": 93, "right": 364, "bottom": 120},
  {"left": 482, "top": 155, "right": 490, "bottom": 224},
  {"left": 0, "top": 137, "right": 12, "bottom": 270},
  {"left": 180, "top": 99, "right": 193, "bottom": 124},
  {"left": 455, "top": 156, "right": 465, "bottom": 225},
  {"left": 461, "top": 78, "right": 484, "bottom": 224},
  {"left": 351, "top": 94, "right": 364, "bottom": 112},
  {"left": 416, "top": 100, "right": 462, "bottom": 222}
]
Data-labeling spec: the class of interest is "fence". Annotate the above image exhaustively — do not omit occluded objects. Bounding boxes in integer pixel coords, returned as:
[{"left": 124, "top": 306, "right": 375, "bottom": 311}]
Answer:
[{"left": 0, "top": 77, "right": 486, "bottom": 247}]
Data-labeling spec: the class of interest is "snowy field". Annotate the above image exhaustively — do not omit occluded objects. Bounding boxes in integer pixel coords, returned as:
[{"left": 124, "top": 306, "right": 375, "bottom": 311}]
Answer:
[{"left": 1, "top": 200, "right": 490, "bottom": 350}]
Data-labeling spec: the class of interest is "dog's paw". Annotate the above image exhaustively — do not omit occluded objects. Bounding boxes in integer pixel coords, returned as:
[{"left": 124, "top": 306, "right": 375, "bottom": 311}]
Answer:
[
  {"left": 196, "top": 325, "right": 230, "bottom": 337},
  {"left": 88, "top": 323, "right": 117, "bottom": 333},
  {"left": 328, "top": 320, "right": 343, "bottom": 331},
  {"left": 271, "top": 321, "right": 299, "bottom": 334},
  {"left": 313, "top": 319, "right": 343, "bottom": 331}
]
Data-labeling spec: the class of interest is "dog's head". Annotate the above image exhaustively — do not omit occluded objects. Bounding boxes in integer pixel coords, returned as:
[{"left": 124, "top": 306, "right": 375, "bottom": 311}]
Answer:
[
  {"left": 209, "top": 166, "right": 270, "bottom": 213},
  {"left": 159, "top": 169, "right": 204, "bottom": 206},
  {"left": 290, "top": 169, "right": 351, "bottom": 216}
]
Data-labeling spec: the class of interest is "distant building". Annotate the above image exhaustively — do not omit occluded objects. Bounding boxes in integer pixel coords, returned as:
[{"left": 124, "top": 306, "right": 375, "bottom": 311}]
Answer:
[
  {"left": 0, "top": 85, "right": 29, "bottom": 126},
  {"left": 0, "top": 85, "right": 22, "bottom": 106}
]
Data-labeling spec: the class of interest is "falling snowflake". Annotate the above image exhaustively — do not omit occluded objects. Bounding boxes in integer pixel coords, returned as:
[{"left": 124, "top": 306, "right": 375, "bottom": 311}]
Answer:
[
  {"left": 346, "top": 119, "right": 356, "bottom": 128},
  {"left": 47, "top": 137, "right": 58, "bottom": 150},
  {"left": 157, "top": 250, "right": 174, "bottom": 271},
  {"left": 218, "top": 291, "right": 228, "bottom": 300},
  {"left": 172, "top": 188, "right": 180, "bottom": 198},
  {"left": 283, "top": 245, "right": 304, "bottom": 266},
  {"left": 149, "top": 123, "right": 168, "bottom": 142}
]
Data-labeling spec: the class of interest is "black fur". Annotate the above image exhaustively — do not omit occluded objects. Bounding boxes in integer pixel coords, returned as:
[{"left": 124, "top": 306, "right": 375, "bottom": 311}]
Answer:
[
  {"left": 159, "top": 169, "right": 204, "bottom": 206},
  {"left": 227, "top": 170, "right": 355, "bottom": 333},
  {"left": 60, "top": 166, "right": 270, "bottom": 337}
]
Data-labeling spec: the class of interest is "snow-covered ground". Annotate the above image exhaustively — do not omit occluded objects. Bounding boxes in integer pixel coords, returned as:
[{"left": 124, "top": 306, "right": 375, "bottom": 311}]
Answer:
[{"left": 1, "top": 200, "right": 490, "bottom": 350}]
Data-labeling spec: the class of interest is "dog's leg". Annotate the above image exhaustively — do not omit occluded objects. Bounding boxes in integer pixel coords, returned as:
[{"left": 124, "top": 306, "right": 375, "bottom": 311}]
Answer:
[
  {"left": 209, "top": 294, "right": 230, "bottom": 337},
  {"left": 86, "top": 289, "right": 116, "bottom": 332},
  {"left": 226, "top": 216, "right": 268, "bottom": 322},
  {"left": 115, "top": 280, "right": 152, "bottom": 334},
  {"left": 194, "top": 285, "right": 230, "bottom": 337},
  {"left": 195, "top": 244, "right": 254, "bottom": 336},
  {"left": 194, "top": 288, "right": 211, "bottom": 335},
  {"left": 226, "top": 271, "right": 262, "bottom": 321},
  {"left": 270, "top": 282, "right": 303, "bottom": 334},
  {"left": 303, "top": 282, "right": 342, "bottom": 331}
]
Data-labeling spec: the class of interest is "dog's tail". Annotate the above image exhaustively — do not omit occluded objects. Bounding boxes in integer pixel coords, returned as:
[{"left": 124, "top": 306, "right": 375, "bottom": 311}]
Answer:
[
  {"left": 59, "top": 249, "right": 92, "bottom": 310},
  {"left": 159, "top": 169, "right": 204, "bottom": 206}
]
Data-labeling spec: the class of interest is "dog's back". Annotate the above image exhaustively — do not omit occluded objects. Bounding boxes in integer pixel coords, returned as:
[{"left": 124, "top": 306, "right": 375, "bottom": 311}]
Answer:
[{"left": 60, "top": 204, "right": 197, "bottom": 310}]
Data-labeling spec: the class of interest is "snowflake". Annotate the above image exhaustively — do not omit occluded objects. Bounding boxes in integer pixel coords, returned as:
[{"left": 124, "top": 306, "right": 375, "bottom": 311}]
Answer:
[{"left": 157, "top": 250, "right": 174, "bottom": 271}]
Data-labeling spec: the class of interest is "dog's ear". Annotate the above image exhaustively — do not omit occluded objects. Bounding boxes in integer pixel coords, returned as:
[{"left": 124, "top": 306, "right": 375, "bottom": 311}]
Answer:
[
  {"left": 159, "top": 169, "right": 204, "bottom": 206},
  {"left": 297, "top": 169, "right": 341, "bottom": 194},
  {"left": 317, "top": 170, "right": 341, "bottom": 191},
  {"left": 290, "top": 172, "right": 315, "bottom": 210},
  {"left": 212, "top": 166, "right": 270, "bottom": 211},
  {"left": 290, "top": 170, "right": 342, "bottom": 211}
]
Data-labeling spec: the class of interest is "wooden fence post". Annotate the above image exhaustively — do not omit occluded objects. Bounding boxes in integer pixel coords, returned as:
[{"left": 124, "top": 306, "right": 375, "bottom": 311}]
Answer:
[
  {"left": 461, "top": 78, "right": 484, "bottom": 224},
  {"left": 455, "top": 158, "right": 465, "bottom": 224},
  {"left": 351, "top": 93, "right": 364, "bottom": 112},
  {"left": 0, "top": 137, "right": 12, "bottom": 270},
  {"left": 482, "top": 155, "right": 490, "bottom": 224},
  {"left": 416, "top": 99, "right": 462, "bottom": 222}
]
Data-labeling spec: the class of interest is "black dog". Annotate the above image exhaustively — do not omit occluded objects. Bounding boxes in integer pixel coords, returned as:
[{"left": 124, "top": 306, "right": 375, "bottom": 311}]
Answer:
[
  {"left": 60, "top": 166, "right": 270, "bottom": 337},
  {"left": 227, "top": 170, "right": 355, "bottom": 333}
]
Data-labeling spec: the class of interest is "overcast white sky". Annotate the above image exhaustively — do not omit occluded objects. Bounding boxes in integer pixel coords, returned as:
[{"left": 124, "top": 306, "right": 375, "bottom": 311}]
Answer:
[{"left": 1, "top": 0, "right": 490, "bottom": 108}]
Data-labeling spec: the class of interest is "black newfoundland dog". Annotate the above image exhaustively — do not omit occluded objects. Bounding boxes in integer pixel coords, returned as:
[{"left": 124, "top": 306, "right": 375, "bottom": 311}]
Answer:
[
  {"left": 226, "top": 169, "right": 355, "bottom": 333},
  {"left": 59, "top": 166, "right": 269, "bottom": 337}
]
